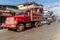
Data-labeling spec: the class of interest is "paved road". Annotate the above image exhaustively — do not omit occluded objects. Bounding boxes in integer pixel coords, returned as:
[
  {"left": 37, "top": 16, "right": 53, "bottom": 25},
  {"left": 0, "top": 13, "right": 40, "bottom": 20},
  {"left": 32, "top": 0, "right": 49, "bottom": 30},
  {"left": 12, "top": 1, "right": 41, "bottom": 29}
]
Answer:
[{"left": 0, "top": 22, "right": 60, "bottom": 40}]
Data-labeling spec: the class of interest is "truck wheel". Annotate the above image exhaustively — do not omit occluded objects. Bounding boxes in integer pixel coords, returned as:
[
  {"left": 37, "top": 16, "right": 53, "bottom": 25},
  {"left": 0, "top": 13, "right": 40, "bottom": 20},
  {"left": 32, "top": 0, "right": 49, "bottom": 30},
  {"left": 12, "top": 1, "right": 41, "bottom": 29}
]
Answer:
[
  {"left": 17, "top": 24, "right": 24, "bottom": 32},
  {"left": 35, "top": 22, "right": 39, "bottom": 28},
  {"left": 38, "top": 22, "right": 42, "bottom": 27}
]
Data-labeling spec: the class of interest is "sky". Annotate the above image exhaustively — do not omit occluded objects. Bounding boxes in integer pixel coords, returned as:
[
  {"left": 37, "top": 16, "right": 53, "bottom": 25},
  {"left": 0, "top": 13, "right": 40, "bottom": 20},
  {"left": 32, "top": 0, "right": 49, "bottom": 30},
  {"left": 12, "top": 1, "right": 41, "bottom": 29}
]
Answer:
[{"left": 0, "top": 0, "right": 60, "bottom": 16}]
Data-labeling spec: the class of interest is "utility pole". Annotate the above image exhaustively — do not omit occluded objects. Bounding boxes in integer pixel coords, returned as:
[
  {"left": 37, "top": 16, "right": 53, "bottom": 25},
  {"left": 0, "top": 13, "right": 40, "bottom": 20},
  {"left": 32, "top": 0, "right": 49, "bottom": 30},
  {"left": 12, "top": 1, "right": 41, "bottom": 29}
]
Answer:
[{"left": 26, "top": 0, "right": 29, "bottom": 9}]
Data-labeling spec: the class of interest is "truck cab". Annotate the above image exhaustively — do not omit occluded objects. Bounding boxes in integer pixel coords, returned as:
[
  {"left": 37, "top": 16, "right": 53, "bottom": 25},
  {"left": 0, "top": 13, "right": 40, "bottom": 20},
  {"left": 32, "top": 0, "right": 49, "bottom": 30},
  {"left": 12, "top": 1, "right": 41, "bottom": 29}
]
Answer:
[
  {"left": 2, "top": 10, "right": 30, "bottom": 29},
  {"left": 15, "top": 11, "right": 30, "bottom": 23}
]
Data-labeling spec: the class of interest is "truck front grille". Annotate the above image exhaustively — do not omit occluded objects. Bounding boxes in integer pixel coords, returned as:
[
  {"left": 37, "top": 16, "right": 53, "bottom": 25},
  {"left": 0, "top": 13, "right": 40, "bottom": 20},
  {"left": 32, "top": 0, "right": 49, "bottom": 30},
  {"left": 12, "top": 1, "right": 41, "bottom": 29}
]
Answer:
[{"left": 6, "top": 18, "right": 14, "bottom": 24}]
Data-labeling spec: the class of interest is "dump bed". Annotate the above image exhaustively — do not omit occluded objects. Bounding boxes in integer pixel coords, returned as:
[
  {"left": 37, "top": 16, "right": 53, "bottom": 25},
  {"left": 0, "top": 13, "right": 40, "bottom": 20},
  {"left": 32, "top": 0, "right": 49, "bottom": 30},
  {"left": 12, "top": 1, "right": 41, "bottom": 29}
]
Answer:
[{"left": 30, "top": 13, "right": 42, "bottom": 21}]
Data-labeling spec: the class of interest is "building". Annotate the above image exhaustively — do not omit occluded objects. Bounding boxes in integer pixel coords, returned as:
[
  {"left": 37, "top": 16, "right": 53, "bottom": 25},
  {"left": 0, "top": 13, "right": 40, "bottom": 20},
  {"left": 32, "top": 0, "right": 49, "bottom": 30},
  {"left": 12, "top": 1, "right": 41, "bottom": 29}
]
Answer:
[
  {"left": 0, "top": 5, "right": 18, "bottom": 16},
  {"left": 17, "top": 2, "right": 43, "bottom": 10},
  {"left": 0, "top": 5, "right": 18, "bottom": 24},
  {"left": 0, "top": 4, "right": 18, "bottom": 13},
  {"left": 0, "top": 5, "right": 18, "bottom": 10},
  {"left": 43, "top": 10, "right": 53, "bottom": 15}
]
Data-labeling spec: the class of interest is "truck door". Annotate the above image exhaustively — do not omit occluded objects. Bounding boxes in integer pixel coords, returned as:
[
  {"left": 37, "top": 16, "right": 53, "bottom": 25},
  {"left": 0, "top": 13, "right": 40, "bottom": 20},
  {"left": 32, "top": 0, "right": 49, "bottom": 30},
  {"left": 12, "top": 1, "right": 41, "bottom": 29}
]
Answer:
[{"left": 24, "top": 12, "right": 30, "bottom": 22}]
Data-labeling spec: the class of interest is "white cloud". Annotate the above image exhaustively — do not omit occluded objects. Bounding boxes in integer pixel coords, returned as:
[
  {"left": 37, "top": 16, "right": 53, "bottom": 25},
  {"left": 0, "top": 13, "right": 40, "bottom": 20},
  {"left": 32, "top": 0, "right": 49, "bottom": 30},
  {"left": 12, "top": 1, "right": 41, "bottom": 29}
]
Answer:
[{"left": 44, "top": 2, "right": 60, "bottom": 16}]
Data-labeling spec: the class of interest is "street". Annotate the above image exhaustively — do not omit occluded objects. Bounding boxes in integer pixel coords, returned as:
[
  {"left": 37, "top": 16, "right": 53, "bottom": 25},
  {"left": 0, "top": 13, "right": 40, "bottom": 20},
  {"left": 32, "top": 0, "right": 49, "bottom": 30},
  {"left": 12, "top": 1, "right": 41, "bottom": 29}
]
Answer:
[{"left": 0, "top": 22, "right": 60, "bottom": 40}]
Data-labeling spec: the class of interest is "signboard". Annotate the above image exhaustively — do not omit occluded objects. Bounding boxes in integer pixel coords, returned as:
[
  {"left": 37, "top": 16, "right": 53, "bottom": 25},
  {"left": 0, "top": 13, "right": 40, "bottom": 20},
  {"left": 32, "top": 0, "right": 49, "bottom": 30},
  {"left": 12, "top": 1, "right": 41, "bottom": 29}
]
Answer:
[
  {"left": 17, "top": 4, "right": 24, "bottom": 8},
  {"left": 18, "top": 5, "right": 35, "bottom": 10}
]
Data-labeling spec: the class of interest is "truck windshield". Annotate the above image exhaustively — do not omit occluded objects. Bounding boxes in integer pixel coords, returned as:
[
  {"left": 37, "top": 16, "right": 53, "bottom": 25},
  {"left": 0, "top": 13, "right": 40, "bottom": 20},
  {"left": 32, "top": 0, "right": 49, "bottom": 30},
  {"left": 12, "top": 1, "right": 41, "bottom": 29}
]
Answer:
[{"left": 15, "top": 12, "right": 24, "bottom": 16}]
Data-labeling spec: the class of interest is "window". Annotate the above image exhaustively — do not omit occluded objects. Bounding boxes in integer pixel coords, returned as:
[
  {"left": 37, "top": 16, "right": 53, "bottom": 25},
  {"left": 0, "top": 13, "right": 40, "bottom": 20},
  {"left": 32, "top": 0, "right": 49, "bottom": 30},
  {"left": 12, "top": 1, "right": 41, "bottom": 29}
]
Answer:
[
  {"left": 25, "top": 12, "right": 29, "bottom": 16},
  {"left": 15, "top": 12, "right": 24, "bottom": 16}
]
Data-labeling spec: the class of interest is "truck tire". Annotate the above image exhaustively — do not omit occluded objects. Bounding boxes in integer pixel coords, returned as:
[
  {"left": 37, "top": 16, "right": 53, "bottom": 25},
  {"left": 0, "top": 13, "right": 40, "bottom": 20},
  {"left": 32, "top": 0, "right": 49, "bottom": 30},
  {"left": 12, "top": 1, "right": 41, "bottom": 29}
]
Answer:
[
  {"left": 17, "top": 23, "right": 24, "bottom": 32},
  {"left": 35, "top": 22, "right": 40, "bottom": 28}
]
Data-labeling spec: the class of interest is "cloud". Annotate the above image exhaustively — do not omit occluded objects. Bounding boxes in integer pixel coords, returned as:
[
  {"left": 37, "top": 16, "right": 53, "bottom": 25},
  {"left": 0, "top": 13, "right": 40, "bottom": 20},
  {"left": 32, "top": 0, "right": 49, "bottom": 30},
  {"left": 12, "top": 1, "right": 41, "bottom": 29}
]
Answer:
[{"left": 44, "top": 2, "right": 60, "bottom": 16}]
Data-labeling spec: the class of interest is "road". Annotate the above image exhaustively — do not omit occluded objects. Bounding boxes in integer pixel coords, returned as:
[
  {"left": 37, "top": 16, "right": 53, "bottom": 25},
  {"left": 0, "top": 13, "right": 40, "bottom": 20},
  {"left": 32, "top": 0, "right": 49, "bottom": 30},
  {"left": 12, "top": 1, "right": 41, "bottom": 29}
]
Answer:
[{"left": 0, "top": 22, "right": 60, "bottom": 40}]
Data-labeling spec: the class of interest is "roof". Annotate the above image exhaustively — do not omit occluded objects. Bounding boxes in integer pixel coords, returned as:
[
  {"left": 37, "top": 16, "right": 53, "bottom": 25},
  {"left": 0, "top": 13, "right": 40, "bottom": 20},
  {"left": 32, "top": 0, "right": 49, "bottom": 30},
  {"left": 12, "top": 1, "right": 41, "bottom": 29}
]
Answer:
[
  {"left": 18, "top": 2, "right": 43, "bottom": 6},
  {"left": 0, "top": 4, "right": 18, "bottom": 10}
]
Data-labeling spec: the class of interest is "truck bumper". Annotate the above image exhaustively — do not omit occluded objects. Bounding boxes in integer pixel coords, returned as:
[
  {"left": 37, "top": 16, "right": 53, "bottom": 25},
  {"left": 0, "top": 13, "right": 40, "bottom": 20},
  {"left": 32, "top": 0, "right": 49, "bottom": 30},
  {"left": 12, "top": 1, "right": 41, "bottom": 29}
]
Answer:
[{"left": 2, "top": 23, "right": 16, "bottom": 28}]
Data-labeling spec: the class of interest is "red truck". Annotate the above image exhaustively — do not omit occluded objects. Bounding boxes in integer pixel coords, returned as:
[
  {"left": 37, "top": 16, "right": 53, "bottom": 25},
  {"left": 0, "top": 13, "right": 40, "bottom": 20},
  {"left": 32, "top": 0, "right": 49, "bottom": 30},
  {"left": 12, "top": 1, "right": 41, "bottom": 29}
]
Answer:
[{"left": 2, "top": 9, "right": 42, "bottom": 32}]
